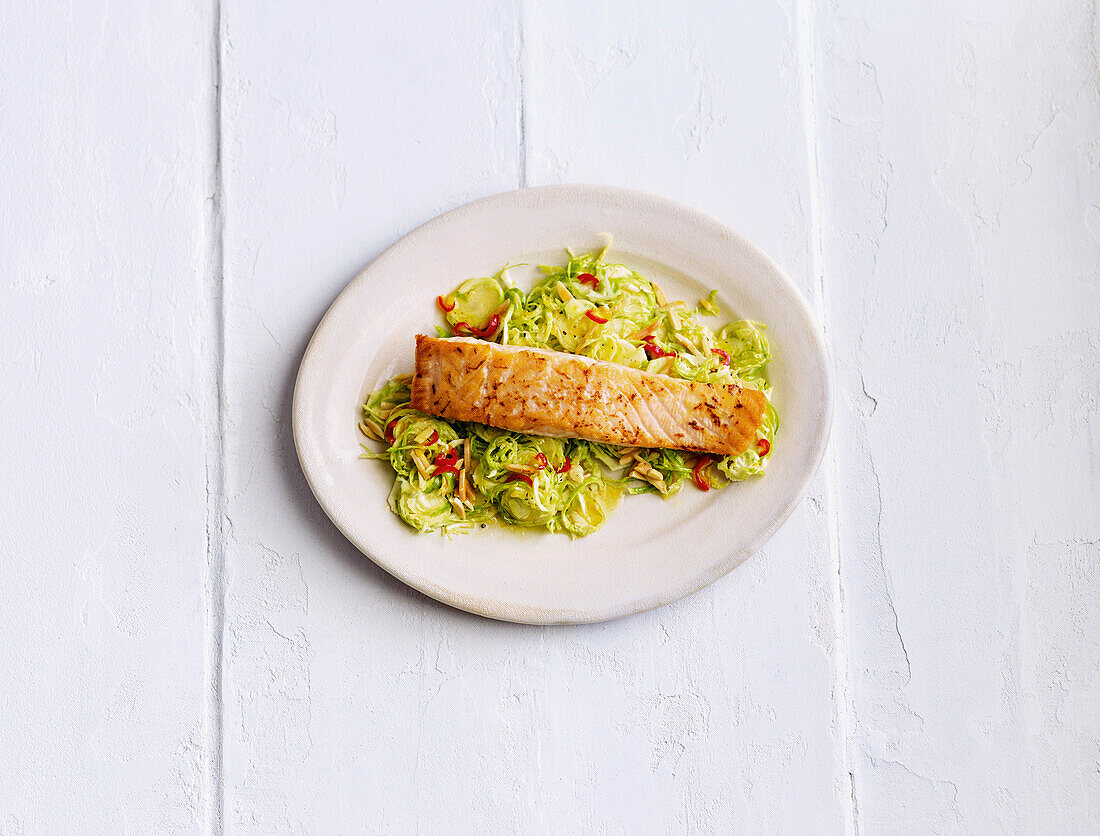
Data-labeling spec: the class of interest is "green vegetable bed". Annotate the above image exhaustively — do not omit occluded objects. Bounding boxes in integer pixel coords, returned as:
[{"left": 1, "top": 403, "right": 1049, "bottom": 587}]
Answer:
[{"left": 360, "top": 245, "right": 777, "bottom": 537}]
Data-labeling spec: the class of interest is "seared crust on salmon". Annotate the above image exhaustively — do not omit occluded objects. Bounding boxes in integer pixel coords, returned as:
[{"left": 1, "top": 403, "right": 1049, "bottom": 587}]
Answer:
[{"left": 410, "top": 335, "right": 767, "bottom": 456}]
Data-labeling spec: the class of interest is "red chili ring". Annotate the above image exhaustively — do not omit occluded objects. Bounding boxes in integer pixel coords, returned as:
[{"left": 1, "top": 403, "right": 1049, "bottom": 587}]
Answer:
[
  {"left": 578, "top": 273, "right": 599, "bottom": 288},
  {"left": 644, "top": 342, "right": 678, "bottom": 360},
  {"left": 533, "top": 453, "right": 549, "bottom": 470},
  {"left": 585, "top": 310, "right": 609, "bottom": 324},
  {"left": 555, "top": 456, "right": 572, "bottom": 474},
  {"left": 384, "top": 419, "right": 399, "bottom": 444},
  {"left": 757, "top": 438, "right": 770, "bottom": 458},
  {"left": 693, "top": 456, "right": 712, "bottom": 492},
  {"left": 424, "top": 430, "right": 439, "bottom": 446},
  {"left": 437, "top": 295, "right": 456, "bottom": 312},
  {"left": 453, "top": 313, "right": 501, "bottom": 339},
  {"left": 711, "top": 348, "right": 730, "bottom": 366},
  {"left": 505, "top": 472, "right": 534, "bottom": 487},
  {"left": 434, "top": 448, "right": 458, "bottom": 466}
]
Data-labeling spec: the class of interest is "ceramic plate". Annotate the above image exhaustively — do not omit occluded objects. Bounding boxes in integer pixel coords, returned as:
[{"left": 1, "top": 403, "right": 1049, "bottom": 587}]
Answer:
[{"left": 293, "top": 185, "right": 832, "bottom": 624}]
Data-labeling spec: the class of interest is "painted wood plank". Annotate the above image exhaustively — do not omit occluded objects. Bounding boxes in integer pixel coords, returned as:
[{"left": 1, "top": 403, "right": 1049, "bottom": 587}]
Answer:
[
  {"left": 522, "top": 1, "right": 850, "bottom": 831},
  {"left": 218, "top": 1, "right": 523, "bottom": 831},
  {"left": 813, "top": 1, "right": 1100, "bottom": 831},
  {"left": 0, "top": 2, "right": 216, "bottom": 832}
]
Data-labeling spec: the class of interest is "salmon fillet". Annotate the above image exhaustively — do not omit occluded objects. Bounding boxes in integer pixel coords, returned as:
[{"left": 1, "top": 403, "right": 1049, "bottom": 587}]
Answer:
[{"left": 410, "top": 335, "right": 768, "bottom": 456}]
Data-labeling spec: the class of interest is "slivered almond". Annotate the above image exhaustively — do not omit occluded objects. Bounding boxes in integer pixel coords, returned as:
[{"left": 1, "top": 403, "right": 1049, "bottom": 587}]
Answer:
[
  {"left": 505, "top": 463, "right": 533, "bottom": 474},
  {"left": 675, "top": 334, "right": 704, "bottom": 356},
  {"left": 651, "top": 281, "right": 668, "bottom": 306},
  {"left": 631, "top": 467, "right": 668, "bottom": 494},
  {"left": 411, "top": 449, "right": 431, "bottom": 479},
  {"left": 628, "top": 321, "right": 659, "bottom": 340},
  {"left": 413, "top": 426, "right": 435, "bottom": 444},
  {"left": 459, "top": 470, "right": 468, "bottom": 502},
  {"left": 449, "top": 497, "right": 466, "bottom": 520},
  {"left": 667, "top": 309, "right": 682, "bottom": 331},
  {"left": 463, "top": 438, "right": 471, "bottom": 473},
  {"left": 358, "top": 420, "right": 381, "bottom": 441},
  {"left": 556, "top": 282, "right": 573, "bottom": 303}
]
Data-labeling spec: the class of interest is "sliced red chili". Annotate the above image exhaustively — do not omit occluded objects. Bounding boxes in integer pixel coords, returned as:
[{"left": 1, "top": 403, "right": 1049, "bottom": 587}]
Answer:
[
  {"left": 693, "top": 456, "right": 712, "bottom": 491},
  {"left": 533, "top": 453, "right": 549, "bottom": 470},
  {"left": 431, "top": 464, "right": 460, "bottom": 479},
  {"left": 424, "top": 430, "right": 439, "bottom": 446},
  {"left": 453, "top": 313, "right": 500, "bottom": 339},
  {"left": 384, "top": 418, "right": 399, "bottom": 444},
  {"left": 555, "top": 456, "right": 572, "bottom": 474},
  {"left": 437, "top": 295, "right": 456, "bottom": 313},
  {"left": 644, "top": 342, "right": 678, "bottom": 360},
  {"left": 433, "top": 448, "right": 459, "bottom": 467},
  {"left": 505, "top": 473, "right": 533, "bottom": 487},
  {"left": 711, "top": 348, "right": 730, "bottom": 366},
  {"left": 578, "top": 273, "right": 599, "bottom": 288},
  {"left": 476, "top": 313, "right": 501, "bottom": 337},
  {"left": 757, "top": 438, "right": 770, "bottom": 457},
  {"left": 585, "top": 310, "right": 609, "bottom": 325}
]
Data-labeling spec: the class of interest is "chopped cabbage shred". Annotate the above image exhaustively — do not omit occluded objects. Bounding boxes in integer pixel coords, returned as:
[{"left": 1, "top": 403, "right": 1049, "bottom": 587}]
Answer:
[{"left": 360, "top": 247, "right": 777, "bottom": 537}]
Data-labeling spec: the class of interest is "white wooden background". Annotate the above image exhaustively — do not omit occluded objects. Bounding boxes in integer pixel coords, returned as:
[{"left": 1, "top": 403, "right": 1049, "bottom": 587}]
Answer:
[{"left": 2, "top": 1, "right": 1097, "bottom": 833}]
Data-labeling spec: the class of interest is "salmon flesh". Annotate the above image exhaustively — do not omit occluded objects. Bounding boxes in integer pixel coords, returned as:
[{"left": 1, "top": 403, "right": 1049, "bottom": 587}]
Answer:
[{"left": 410, "top": 335, "right": 767, "bottom": 456}]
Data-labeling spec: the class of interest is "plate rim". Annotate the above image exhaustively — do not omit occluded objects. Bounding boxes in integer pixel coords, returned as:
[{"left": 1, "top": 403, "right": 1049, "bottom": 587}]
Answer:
[{"left": 292, "top": 183, "right": 834, "bottom": 624}]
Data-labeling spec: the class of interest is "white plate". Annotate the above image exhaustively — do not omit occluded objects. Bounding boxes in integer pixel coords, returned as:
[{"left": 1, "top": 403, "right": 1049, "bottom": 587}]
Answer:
[{"left": 293, "top": 185, "right": 832, "bottom": 624}]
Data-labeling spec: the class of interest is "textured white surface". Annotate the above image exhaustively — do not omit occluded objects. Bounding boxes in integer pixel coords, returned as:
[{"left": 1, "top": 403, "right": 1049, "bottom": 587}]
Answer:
[
  {"left": 0, "top": 2, "right": 216, "bottom": 832},
  {"left": 1, "top": 1, "right": 1097, "bottom": 833}
]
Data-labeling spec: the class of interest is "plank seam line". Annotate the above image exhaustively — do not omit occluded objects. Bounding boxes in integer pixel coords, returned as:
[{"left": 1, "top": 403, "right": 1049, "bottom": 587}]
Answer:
[
  {"left": 201, "top": 0, "right": 227, "bottom": 832},
  {"left": 515, "top": 0, "right": 527, "bottom": 188},
  {"left": 796, "top": 2, "right": 861, "bottom": 834}
]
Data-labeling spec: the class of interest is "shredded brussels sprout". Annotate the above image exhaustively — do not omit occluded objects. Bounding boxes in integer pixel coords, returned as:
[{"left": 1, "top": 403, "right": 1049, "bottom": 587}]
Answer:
[{"left": 360, "top": 247, "right": 777, "bottom": 536}]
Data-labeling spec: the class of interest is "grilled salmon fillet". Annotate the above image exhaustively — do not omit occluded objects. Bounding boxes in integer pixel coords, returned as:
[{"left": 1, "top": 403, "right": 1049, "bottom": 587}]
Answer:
[{"left": 410, "top": 335, "right": 768, "bottom": 456}]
